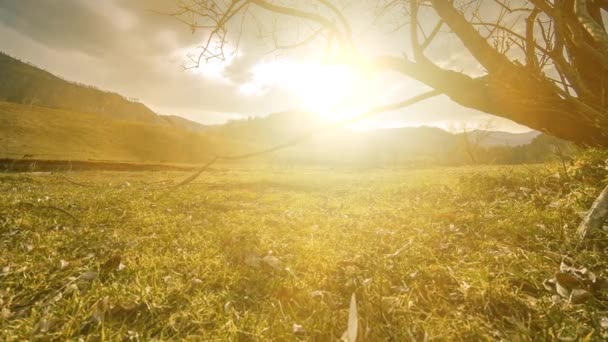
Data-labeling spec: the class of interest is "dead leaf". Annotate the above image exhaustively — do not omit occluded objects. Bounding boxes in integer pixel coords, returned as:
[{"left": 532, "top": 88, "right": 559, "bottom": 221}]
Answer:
[
  {"left": 555, "top": 281, "right": 571, "bottom": 298},
  {"left": 224, "top": 301, "right": 233, "bottom": 313},
  {"left": 555, "top": 272, "right": 581, "bottom": 298},
  {"left": 64, "top": 283, "right": 79, "bottom": 295},
  {"left": 52, "top": 292, "right": 62, "bottom": 303},
  {"left": 569, "top": 289, "right": 591, "bottom": 304},
  {"left": 262, "top": 255, "right": 283, "bottom": 270},
  {"left": 1, "top": 307, "right": 13, "bottom": 320},
  {"left": 109, "top": 302, "right": 146, "bottom": 319},
  {"left": 520, "top": 294, "right": 538, "bottom": 307},
  {"left": 101, "top": 255, "right": 122, "bottom": 273},
  {"left": 543, "top": 278, "right": 556, "bottom": 292},
  {"left": 80, "top": 271, "right": 98, "bottom": 282},
  {"left": 341, "top": 293, "right": 358, "bottom": 342},
  {"left": 559, "top": 262, "right": 597, "bottom": 285},
  {"left": 292, "top": 323, "right": 305, "bottom": 335},
  {"left": 310, "top": 290, "right": 326, "bottom": 299},
  {"left": 584, "top": 270, "right": 597, "bottom": 284},
  {"left": 244, "top": 253, "right": 261, "bottom": 268},
  {"left": 33, "top": 315, "right": 55, "bottom": 334},
  {"left": 460, "top": 281, "right": 472, "bottom": 293},
  {"left": 392, "top": 285, "right": 410, "bottom": 293}
]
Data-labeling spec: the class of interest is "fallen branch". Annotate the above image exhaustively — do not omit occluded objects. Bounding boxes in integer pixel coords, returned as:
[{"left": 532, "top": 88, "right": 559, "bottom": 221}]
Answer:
[{"left": 577, "top": 183, "right": 608, "bottom": 240}]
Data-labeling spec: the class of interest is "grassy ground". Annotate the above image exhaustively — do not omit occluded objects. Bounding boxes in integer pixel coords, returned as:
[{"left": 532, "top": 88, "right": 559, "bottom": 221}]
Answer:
[{"left": 1, "top": 160, "right": 608, "bottom": 340}]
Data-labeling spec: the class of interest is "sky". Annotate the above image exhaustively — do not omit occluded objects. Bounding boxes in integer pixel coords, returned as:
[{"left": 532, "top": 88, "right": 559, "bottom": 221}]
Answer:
[{"left": 0, "top": 0, "right": 532, "bottom": 132}]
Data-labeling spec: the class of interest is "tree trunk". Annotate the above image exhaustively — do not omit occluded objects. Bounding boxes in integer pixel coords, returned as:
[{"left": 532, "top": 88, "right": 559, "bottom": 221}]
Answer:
[{"left": 578, "top": 183, "right": 608, "bottom": 239}]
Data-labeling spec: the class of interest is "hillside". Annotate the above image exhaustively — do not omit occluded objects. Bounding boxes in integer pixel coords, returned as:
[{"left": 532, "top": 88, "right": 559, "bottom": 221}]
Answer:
[
  {"left": 162, "top": 115, "right": 211, "bottom": 132},
  {"left": 0, "top": 101, "right": 239, "bottom": 163},
  {"left": 0, "top": 52, "right": 237, "bottom": 163},
  {"left": 0, "top": 52, "right": 184, "bottom": 126}
]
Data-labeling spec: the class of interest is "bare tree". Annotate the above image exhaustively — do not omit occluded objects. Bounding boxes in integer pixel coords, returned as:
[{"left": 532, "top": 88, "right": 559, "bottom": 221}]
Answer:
[
  {"left": 450, "top": 120, "right": 496, "bottom": 164},
  {"left": 168, "top": 0, "right": 608, "bottom": 147}
]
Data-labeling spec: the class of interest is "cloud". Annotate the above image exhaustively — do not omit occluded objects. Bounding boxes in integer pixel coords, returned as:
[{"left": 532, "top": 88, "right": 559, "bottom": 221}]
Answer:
[
  {"left": 223, "top": 53, "right": 261, "bottom": 84},
  {"left": 0, "top": 1, "right": 117, "bottom": 56},
  {"left": 0, "top": 0, "right": 265, "bottom": 122}
]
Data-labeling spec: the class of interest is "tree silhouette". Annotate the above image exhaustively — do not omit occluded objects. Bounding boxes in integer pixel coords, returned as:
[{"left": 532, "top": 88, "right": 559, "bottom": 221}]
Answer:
[{"left": 169, "top": 0, "right": 608, "bottom": 147}]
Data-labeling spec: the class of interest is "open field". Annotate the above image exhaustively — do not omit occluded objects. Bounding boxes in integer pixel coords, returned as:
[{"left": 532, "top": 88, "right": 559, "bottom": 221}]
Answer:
[{"left": 1, "top": 161, "right": 608, "bottom": 340}]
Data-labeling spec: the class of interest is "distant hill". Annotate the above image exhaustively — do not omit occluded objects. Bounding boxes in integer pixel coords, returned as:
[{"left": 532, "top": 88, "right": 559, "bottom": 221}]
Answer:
[
  {"left": 204, "top": 111, "right": 557, "bottom": 165},
  {"left": 211, "top": 111, "right": 540, "bottom": 149}
]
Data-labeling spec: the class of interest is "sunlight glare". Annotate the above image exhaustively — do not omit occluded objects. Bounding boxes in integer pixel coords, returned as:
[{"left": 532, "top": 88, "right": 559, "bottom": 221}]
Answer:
[{"left": 239, "top": 59, "right": 379, "bottom": 123}]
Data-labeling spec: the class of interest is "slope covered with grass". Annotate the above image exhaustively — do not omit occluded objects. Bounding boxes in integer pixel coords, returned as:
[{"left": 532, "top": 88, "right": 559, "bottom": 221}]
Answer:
[
  {"left": 0, "top": 52, "right": 163, "bottom": 124},
  {"left": 0, "top": 101, "right": 243, "bottom": 163},
  {"left": 1, "top": 152, "right": 607, "bottom": 340}
]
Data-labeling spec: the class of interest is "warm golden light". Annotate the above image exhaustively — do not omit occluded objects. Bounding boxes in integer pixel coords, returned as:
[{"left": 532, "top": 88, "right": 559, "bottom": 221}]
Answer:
[
  {"left": 239, "top": 59, "right": 379, "bottom": 123},
  {"left": 290, "top": 63, "right": 358, "bottom": 116}
]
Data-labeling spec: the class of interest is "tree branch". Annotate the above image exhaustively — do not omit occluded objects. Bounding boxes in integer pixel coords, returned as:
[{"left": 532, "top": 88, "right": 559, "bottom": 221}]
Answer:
[
  {"left": 250, "top": 0, "right": 349, "bottom": 50},
  {"left": 430, "top": 0, "right": 515, "bottom": 73},
  {"left": 575, "top": 0, "right": 608, "bottom": 55}
]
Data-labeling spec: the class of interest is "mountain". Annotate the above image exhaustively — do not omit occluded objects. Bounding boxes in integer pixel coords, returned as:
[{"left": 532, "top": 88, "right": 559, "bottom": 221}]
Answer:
[{"left": 0, "top": 52, "right": 193, "bottom": 126}]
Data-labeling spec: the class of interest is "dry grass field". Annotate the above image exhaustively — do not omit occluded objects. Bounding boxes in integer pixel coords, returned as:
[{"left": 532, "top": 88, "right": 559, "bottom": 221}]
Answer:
[{"left": 1, "top": 153, "right": 608, "bottom": 340}]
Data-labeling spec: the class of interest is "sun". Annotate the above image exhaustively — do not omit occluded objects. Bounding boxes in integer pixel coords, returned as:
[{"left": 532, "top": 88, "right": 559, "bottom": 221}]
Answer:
[
  {"left": 290, "top": 64, "right": 360, "bottom": 118},
  {"left": 290, "top": 62, "right": 379, "bottom": 122},
  {"left": 240, "top": 59, "right": 377, "bottom": 122}
]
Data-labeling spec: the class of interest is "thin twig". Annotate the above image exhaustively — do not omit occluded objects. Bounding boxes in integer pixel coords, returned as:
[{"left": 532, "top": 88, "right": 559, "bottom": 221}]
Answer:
[
  {"left": 58, "top": 175, "right": 94, "bottom": 188},
  {"left": 16, "top": 201, "right": 79, "bottom": 222}
]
